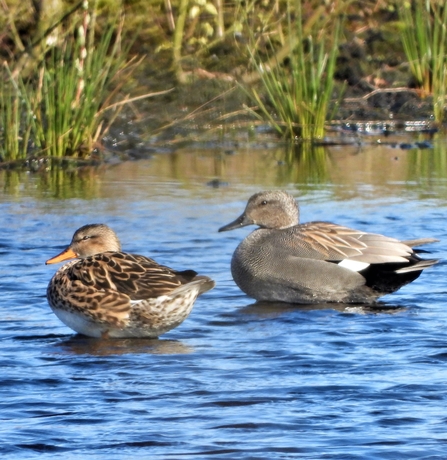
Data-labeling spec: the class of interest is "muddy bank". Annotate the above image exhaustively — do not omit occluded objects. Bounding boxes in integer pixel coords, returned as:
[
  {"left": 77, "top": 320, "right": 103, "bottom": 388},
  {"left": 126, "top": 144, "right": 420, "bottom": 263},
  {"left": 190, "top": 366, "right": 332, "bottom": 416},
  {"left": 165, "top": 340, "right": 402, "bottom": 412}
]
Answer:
[{"left": 0, "top": 1, "right": 442, "bottom": 169}]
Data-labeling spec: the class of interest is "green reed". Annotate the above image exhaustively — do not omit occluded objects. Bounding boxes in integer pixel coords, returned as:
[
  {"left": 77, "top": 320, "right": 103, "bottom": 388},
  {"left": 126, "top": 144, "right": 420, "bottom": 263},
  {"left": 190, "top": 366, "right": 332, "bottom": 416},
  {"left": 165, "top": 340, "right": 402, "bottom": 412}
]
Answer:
[
  {"left": 399, "top": 0, "right": 447, "bottom": 122},
  {"left": 0, "top": 73, "right": 34, "bottom": 162},
  {"left": 244, "top": 1, "right": 343, "bottom": 140},
  {"left": 0, "top": 4, "right": 141, "bottom": 163}
]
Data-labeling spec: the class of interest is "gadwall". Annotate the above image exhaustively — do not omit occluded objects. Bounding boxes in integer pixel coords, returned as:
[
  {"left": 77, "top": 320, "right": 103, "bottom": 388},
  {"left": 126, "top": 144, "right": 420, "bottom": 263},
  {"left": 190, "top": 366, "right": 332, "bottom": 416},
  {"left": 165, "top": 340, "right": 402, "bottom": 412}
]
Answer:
[
  {"left": 46, "top": 224, "right": 215, "bottom": 338},
  {"left": 218, "top": 191, "right": 438, "bottom": 304}
]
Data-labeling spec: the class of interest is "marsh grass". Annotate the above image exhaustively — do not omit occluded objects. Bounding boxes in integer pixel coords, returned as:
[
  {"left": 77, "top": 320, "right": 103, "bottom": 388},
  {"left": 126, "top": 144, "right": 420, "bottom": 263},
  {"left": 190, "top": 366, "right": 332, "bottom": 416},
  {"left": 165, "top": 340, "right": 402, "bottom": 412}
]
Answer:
[
  {"left": 0, "top": 5, "right": 145, "bottom": 163},
  {"left": 30, "top": 13, "right": 139, "bottom": 159},
  {"left": 399, "top": 0, "right": 447, "bottom": 122},
  {"left": 0, "top": 72, "right": 34, "bottom": 162},
  {"left": 243, "top": 1, "right": 343, "bottom": 140}
]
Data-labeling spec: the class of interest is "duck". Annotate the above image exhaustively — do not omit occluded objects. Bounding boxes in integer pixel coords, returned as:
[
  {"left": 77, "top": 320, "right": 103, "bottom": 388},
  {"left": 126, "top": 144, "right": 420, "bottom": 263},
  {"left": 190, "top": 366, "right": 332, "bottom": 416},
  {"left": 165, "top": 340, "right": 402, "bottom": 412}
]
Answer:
[
  {"left": 46, "top": 224, "right": 215, "bottom": 338},
  {"left": 218, "top": 190, "right": 438, "bottom": 304}
]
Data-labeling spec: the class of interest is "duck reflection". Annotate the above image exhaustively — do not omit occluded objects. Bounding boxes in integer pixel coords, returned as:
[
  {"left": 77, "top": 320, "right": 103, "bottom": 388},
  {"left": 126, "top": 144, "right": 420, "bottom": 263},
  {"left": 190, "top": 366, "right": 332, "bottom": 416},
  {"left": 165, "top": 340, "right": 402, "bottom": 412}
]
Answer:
[
  {"left": 54, "top": 336, "right": 194, "bottom": 356},
  {"left": 238, "top": 301, "right": 407, "bottom": 318}
]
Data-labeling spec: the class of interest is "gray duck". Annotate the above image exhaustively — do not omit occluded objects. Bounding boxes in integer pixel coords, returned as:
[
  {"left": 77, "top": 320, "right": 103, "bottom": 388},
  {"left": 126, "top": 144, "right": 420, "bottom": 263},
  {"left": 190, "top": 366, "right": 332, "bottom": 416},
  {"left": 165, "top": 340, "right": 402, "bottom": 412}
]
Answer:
[{"left": 219, "top": 190, "right": 438, "bottom": 304}]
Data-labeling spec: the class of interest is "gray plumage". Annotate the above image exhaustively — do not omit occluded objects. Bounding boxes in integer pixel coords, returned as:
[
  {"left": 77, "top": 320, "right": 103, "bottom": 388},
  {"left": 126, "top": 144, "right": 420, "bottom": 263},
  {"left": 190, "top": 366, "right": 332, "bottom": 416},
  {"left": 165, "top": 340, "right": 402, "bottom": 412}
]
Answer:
[{"left": 218, "top": 191, "right": 438, "bottom": 304}]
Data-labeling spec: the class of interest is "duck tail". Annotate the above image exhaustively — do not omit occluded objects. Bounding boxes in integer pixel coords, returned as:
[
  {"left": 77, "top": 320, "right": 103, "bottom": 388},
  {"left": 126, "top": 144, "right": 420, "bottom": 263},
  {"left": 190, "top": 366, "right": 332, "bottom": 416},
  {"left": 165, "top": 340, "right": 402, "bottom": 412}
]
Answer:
[
  {"left": 171, "top": 277, "right": 215, "bottom": 297},
  {"left": 401, "top": 237, "right": 439, "bottom": 248},
  {"left": 395, "top": 258, "right": 439, "bottom": 274}
]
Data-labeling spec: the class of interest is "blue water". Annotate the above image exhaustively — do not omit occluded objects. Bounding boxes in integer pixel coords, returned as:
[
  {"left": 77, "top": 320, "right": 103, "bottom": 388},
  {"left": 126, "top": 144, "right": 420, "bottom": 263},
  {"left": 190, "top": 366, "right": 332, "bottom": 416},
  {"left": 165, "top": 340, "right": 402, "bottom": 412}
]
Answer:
[{"left": 1, "top": 145, "right": 447, "bottom": 459}]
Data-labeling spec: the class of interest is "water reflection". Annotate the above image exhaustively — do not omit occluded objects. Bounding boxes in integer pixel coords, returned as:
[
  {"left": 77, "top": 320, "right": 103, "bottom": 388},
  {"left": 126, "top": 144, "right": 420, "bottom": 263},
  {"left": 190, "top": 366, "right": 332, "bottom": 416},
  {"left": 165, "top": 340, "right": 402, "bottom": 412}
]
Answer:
[
  {"left": 1, "top": 166, "right": 104, "bottom": 199},
  {"left": 37, "top": 166, "right": 104, "bottom": 199},
  {"left": 406, "top": 140, "right": 447, "bottom": 183},
  {"left": 277, "top": 143, "right": 330, "bottom": 184},
  {"left": 53, "top": 336, "right": 194, "bottom": 356},
  {"left": 2, "top": 136, "right": 447, "bottom": 200},
  {"left": 238, "top": 301, "right": 408, "bottom": 318}
]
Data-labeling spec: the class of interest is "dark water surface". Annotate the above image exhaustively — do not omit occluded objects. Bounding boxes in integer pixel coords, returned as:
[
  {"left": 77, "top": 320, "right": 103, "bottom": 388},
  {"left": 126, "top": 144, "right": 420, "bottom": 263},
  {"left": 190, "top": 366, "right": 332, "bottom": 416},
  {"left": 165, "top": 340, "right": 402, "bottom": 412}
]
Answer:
[{"left": 1, "top": 140, "right": 447, "bottom": 459}]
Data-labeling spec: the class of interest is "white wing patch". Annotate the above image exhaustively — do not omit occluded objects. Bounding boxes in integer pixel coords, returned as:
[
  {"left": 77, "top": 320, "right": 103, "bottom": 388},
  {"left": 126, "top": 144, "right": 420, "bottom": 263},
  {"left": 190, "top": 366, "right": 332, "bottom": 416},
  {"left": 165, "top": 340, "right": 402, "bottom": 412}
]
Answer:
[{"left": 338, "top": 259, "right": 370, "bottom": 272}]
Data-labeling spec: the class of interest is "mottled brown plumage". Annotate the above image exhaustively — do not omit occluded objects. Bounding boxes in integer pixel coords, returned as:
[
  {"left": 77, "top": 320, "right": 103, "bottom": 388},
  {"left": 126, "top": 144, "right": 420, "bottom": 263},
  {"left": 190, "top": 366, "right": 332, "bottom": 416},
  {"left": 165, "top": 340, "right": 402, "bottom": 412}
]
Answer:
[
  {"left": 46, "top": 224, "right": 215, "bottom": 338},
  {"left": 219, "top": 191, "right": 438, "bottom": 304}
]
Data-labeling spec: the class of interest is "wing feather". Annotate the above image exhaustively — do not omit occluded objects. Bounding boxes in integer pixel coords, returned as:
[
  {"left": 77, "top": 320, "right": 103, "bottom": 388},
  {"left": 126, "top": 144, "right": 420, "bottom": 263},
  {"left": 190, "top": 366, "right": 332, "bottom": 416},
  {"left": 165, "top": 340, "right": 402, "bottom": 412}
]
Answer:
[
  {"left": 68, "top": 252, "right": 197, "bottom": 300},
  {"left": 294, "top": 222, "right": 414, "bottom": 264}
]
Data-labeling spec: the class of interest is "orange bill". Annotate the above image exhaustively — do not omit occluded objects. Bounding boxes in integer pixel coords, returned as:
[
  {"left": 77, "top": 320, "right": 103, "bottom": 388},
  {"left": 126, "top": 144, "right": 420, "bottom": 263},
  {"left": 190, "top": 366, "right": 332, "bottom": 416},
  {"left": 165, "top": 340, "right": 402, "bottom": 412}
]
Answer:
[{"left": 46, "top": 247, "right": 78, "bottom": 265}]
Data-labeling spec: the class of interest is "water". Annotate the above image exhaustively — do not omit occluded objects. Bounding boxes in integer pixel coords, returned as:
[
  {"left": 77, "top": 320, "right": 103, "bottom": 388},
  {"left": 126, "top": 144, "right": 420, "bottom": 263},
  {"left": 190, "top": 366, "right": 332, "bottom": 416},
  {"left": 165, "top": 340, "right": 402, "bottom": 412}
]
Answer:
[{"left": 1, "top": 141, "right": 447, "bottom": 459}]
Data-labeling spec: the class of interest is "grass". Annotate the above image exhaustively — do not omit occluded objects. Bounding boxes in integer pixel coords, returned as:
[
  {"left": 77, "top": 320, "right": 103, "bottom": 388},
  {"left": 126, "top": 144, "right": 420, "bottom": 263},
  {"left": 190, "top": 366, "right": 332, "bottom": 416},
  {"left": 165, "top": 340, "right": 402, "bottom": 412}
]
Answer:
[
  {"left": 399, "top": 0, "right": 447, "bottom": 122},
  {"left": 0, "top": 70, "right": 34, "bottom": 162},
  {"left": 0, "top": 2, "right": 144, "bottom": 163},
  {"left": 1, "top": 0, "right": 445, "bottom": 169},
  {"left": 242, "top": 1, "right": 344, "bottom": 140}
]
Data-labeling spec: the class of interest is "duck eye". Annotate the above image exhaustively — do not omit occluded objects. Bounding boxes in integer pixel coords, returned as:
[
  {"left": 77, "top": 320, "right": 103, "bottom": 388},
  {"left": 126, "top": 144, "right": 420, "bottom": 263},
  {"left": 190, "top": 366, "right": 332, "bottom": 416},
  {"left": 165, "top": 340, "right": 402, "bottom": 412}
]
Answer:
[
  {"left": 81, "top": 235, "right": 91, "bottom": 241},
  {"left": 261, "top": 200, "right": 268, "bottom": 205}
]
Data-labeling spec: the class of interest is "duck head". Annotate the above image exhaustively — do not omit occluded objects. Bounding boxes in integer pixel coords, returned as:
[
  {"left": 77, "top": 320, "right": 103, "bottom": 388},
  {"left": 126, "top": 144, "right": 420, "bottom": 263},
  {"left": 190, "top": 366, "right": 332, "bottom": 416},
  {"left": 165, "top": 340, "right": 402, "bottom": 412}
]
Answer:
[
  {"left": 46, "top": 224, "right": 122, "bottom": 264},
  {"left": 218, "top": 190, "right": 300, "bottom": 232}
]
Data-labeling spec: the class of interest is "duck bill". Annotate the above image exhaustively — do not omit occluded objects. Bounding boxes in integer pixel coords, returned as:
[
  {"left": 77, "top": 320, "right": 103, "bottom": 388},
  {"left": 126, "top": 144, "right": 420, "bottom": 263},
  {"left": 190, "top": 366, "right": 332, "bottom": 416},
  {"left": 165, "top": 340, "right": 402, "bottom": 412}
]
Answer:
[
  {"left": 218, "top": 213, "right": 253, "bottom": 232},
  {"left": 46, "top": 247, "right": 78, "bottom": 265}
]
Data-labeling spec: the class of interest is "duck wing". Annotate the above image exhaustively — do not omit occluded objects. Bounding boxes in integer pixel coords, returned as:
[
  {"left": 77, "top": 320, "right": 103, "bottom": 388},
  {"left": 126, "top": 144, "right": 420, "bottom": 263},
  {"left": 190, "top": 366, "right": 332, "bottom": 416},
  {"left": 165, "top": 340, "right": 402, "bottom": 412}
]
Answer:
[
  {"left": 291, "top": 222, "right": 416, "bottom": 265},
  {"left": 68, "top": 252, "right": 198, "bottom": 300}
]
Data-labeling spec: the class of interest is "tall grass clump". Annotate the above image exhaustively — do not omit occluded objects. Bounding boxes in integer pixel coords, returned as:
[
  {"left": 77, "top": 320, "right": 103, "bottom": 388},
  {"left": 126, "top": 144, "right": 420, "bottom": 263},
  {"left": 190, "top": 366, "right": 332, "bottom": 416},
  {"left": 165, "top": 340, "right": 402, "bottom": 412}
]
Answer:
[
  {"left": 399, "top": 0, "right": 447, "bottom": 122},
  {"left": 31, "top": 12, "right": 139, "bottom": 159},
  {"left": 244, "top": 1, "right": 344, "bottom": 140},
  {"left": 0, "top": 73, "right": 34, "bottom": 162},
  {"left": 0, "top": 2, "right": 143, "bottom": 163}
]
